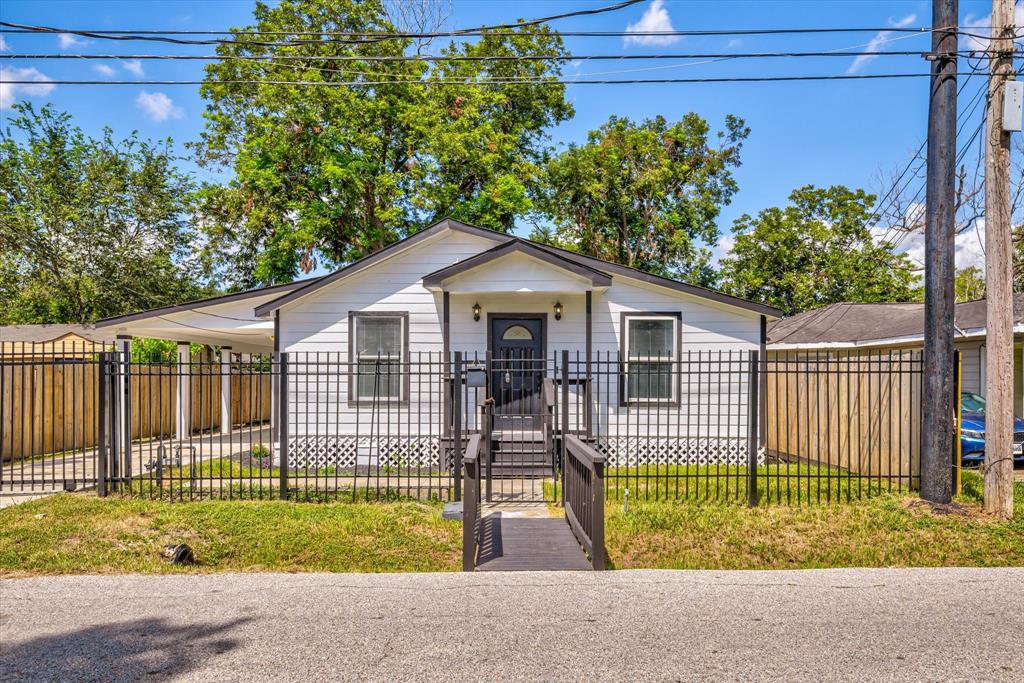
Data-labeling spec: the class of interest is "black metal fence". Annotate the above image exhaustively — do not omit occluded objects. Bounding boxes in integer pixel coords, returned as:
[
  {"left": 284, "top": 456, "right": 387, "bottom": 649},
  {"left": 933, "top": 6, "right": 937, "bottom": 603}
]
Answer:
[
  {"left": 1, "top": 345, "right": 940, "bottom": 505},
  {"left": 558, "top": 349, "right": 929, "bottom": 504}
]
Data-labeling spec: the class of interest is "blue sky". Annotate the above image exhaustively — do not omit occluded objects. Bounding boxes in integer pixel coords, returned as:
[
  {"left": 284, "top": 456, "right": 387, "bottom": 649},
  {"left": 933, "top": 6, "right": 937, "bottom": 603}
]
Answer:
[{"left": 0, "top": 0, "right": 1009, "bottom": 271}]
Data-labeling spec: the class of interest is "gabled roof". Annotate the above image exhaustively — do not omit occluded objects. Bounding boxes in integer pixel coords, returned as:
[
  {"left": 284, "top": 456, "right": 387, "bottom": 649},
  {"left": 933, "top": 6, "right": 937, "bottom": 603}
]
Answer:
[
  {"left": 253, "top": 218, "right": 506, "bottom": 317},
  {"left": 253, "top": 217, "right": 782, "bottom": 319},
  {"left": 767, "top": 295, "right": 1024, "bottom": 348},
  {"left": 422, "top": 239, "right": 612, "bottom": 289},
  {"left": 0, "top": 324, "right": 116, "bottom": 344},
  {"left": 529, "top": 240, "right": 782, "bottom": 318},
  {"left": 96, "top": 278, "right": 321, "bottom": 327}
]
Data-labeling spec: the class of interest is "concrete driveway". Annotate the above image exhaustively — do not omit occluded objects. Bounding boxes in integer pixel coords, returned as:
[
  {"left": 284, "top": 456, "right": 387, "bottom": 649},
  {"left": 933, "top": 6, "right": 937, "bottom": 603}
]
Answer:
[{"left": 2, "top": 568, "right": 1022, "bottom": 682}]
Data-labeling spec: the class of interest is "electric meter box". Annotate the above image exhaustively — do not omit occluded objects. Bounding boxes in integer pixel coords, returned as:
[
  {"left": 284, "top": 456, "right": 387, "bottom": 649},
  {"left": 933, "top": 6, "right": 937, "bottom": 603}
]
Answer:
[{"left": 1003, "top": 80, "right": 1023, "bottom": 132}]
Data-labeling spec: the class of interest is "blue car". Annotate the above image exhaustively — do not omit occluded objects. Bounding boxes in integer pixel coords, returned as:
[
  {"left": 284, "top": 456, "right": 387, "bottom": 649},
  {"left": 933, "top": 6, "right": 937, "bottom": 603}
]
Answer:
[{"left": 959, "top": 392, "right": 1024, "bottom": 465}]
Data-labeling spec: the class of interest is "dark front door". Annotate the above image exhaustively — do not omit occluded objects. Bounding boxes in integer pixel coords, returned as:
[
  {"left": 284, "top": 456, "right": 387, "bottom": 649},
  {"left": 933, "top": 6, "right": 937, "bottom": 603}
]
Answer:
[{"left": 490, "top": 316, "right": 545, "bottom": 432}]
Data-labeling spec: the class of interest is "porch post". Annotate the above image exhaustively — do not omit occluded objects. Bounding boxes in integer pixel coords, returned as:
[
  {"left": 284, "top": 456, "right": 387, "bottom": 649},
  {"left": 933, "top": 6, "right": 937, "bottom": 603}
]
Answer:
[
  {"left": 271, "top": 312, "right": 280, "bottom": 466},
  {"left": 116, "top": 335, "right": 132, "bottom": 484},
  {"left": 442, "top": 291, "right": 450, "bottom": 360},
  {"left": 442, "top": 290, "right": 452, "bottom": 445},
  {"left": 585, "top": 290, "right": 593, "bottom": 440},
  {"left": 175, "top": 341, "right": 191, "bottom": 442},
  {"left": 220, "top": 346, "right": 232, "bottom": 436}
]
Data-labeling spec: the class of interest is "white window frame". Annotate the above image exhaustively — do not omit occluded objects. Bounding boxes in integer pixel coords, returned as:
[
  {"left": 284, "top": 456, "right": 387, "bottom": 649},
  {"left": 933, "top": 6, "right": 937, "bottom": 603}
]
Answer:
[
  {"left": 351, "top": 313, "right": 407, "bottom": 402},
  {"left": 623, "top": 314, "right": 679, "bottom": 403}
]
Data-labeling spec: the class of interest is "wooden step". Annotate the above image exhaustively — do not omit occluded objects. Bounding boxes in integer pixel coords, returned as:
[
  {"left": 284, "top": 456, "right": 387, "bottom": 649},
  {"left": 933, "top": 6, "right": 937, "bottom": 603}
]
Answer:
[{"left": 488, "top": 464, "right": 554, "bottom": 478}]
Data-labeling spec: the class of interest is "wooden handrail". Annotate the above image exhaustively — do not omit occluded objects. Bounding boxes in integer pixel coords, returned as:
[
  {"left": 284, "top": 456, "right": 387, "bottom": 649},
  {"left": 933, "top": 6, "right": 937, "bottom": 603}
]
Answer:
[
  {"left": 563, "top": 434, "right": 605, "bottom": 570},
  {"left": 461, "top": 433, "right": 482, "bottom": 571},
  {"left": 463, "top": 433, "right": 481, "bottom": 464},
  {"left": 565, "top": 434, "right": 605, "bottom": 470},
  {"left": 543, "top": 377, "right": 556, "bottom": 408}
]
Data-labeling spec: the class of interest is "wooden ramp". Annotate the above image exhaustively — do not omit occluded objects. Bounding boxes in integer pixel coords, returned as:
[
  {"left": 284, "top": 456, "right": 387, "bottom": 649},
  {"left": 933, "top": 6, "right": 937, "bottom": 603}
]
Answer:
[{"left": 474, "top": 512, "right": 592, "bottom": 572}]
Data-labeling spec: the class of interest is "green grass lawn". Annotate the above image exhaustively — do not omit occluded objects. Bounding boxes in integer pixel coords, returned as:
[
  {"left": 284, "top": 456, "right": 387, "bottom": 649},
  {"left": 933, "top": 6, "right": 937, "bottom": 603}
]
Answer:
[
  {"left": 603, "top": 471, "right": 1024, "bottom": 569},
  {"left": 0, "top": 495, "right": 461, "bottom": 577},
  {"left": 2, "top": 471, "right": 1021, "bottom": 576}
]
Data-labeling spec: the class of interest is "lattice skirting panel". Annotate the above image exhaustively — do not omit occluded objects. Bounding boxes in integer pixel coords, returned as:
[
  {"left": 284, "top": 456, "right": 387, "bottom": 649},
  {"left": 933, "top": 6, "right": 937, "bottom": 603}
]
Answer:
[
  {"left": 287, "top": 435, "right": 445, "bottom": 470},
  {"left": 594, "top": 437, "right": 765, "bottom": 467}
]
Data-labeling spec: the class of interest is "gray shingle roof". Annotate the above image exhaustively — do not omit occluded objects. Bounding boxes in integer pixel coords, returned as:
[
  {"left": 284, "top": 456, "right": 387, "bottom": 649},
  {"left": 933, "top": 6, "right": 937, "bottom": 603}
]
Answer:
[
  {"left": 0, "top": 324, "right": 117, "bottom": 344},
  {"left": 767, "top": 295, "right": 1024, "bottom": 346}
]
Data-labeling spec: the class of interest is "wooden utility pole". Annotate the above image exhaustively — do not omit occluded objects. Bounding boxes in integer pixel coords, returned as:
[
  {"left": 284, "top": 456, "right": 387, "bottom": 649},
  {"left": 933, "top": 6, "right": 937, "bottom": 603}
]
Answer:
[
  {"left": 984, "top": 0, "right": 1015, "bottom": 518},
  {"left": 921, "top": 0, "right": 958, "bottom": 504}
]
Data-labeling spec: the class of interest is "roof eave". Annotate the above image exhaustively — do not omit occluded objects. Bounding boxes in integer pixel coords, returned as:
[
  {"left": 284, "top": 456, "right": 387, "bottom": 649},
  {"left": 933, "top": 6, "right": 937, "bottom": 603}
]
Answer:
[
  {"left": 254, "top": 218, "right": 510, "bottom": 317},
  {"left": 421, "top": 239, "right": 613, "bottom": 289}
]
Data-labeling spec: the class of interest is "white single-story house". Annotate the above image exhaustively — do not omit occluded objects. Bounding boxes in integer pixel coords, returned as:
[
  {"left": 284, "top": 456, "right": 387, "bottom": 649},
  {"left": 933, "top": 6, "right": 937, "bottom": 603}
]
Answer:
[
  {"left": 96, "top": 218, "right": 781, "bottom": 471},
  {"left": 767, "top": 297, "right": 1024, "bottom": 413}
]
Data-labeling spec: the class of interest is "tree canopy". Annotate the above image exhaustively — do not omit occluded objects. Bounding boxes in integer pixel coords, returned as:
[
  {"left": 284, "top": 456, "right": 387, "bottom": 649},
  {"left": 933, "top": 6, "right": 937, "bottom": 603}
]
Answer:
[
  {"left": 193, "top": 0, "right": 573, "bottom": 288},
  {"left": 954, "top": 266, "right": 986, "bottom": 303},
  {"left": 718, "top": 185, "right": 919, "bottom": 315},
  {"left": 532, "top": 113, "right": 748, "bottom": 285},
  {"left": 0, "top": 103, "right": 207, "bottom": 324}
]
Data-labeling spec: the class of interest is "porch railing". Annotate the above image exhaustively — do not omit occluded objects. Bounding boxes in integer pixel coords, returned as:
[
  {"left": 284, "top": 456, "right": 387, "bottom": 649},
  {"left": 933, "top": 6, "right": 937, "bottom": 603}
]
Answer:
[
  {"left": 461, "top": 433, "right": 483, "bottom": 571},
  {"left": 563, "top": 434, "right": 605, "bottom": 570}
]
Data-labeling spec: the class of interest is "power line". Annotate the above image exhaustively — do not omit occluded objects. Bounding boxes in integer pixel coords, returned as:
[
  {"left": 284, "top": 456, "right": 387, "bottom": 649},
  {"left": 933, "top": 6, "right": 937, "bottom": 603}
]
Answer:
[
  {"left": 4, "top": 50, "right": 1013, "bottom": 62},
  {"left": 871, "top": 71, "right": 989, "bottom": 246},
  {"left": 0, "top": 21, "right": 1005, "bottom": 48},
  {"left": 0, "top": 72, "right": 991, "bottom": 87}
]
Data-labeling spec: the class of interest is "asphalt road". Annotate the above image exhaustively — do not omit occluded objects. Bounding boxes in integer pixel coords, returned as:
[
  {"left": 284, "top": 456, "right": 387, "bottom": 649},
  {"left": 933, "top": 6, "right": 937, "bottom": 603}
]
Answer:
[{"left": 2, "top": 568, "right": 1022, "bottom": 682}]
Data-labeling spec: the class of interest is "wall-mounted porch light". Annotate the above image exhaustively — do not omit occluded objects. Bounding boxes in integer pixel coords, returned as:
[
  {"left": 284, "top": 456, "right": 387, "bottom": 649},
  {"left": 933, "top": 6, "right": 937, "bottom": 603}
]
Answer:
[
  {"left": 554, "top": 301, "right": 563, "bottom": 321},
  {"left": 473, "top": 302, "right": 481, "bottom": 322}
]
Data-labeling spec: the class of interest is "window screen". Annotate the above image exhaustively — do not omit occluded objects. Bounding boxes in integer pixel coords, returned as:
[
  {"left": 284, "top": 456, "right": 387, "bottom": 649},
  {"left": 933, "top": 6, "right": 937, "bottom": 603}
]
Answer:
[
  {"left": 624, "top": 316, "right": 677, "bottom": 401},
  {"left": 352, "top": 315, "right": 404, "bottom": 400}
]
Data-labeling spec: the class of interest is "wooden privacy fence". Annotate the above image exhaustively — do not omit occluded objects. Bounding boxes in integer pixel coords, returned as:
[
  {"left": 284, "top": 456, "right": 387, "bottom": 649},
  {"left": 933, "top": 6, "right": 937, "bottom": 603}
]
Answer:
[
  {"left": 763, "top": 350, "right": 924, "bottom": 486},
  {"left": 1, "top": 361, "right": 271, "bottom": 461}
]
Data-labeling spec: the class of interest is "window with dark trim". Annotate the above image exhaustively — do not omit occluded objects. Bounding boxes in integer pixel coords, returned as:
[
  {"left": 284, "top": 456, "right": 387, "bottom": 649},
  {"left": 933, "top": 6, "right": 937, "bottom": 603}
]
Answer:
[
  {"left": 349, "top": 312, "right": 408, "bottom": 402},
  {"left": 621, "top": 313, "right": 680, "bottom": 403}
]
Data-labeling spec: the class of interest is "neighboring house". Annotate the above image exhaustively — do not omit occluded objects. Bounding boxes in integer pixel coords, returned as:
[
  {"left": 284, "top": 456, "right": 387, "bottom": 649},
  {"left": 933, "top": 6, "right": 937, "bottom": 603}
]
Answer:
[
  {"left": 0, "top": 324, "right": 116, "bottom": 360},
  {"left": 767, "top": 297, "right": 1024, "bottom": 414},
  {"left": 96, "top": 218, "right": 781, "bottom": 469}
]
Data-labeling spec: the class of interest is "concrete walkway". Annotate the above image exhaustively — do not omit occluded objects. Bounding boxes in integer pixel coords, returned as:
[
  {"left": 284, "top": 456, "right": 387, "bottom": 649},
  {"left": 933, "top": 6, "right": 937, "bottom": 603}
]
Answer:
[{"left": 2, "top": 568, "right": 1022, "bottom": 682}]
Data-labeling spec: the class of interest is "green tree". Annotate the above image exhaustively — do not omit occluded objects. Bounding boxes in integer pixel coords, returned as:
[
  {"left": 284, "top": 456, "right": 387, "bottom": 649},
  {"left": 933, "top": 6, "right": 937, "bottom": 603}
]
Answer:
[
  {"left": 532, "top": 113, "right": 749, "bottom": 284},
  {"left": 193, "top": 0, "right": 572, "bottom": 287},
  {"left": 0, "top": 103, "right": 207, "bottom": 324},
  {"left": 718, "top": 185, "right": 919, "bottom": 315},
  {"left": 954, "top": 266, "right": 986, "bottom": 302}
]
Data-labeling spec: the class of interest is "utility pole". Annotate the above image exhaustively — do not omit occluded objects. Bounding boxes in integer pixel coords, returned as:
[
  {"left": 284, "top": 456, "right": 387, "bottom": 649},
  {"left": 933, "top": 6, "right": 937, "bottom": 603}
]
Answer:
[
  {"left": 984, "top": 0, "right": 1015, "bottom": 518},
  {"left": 921, "top": 0, "right": 958, "bottom": 504}
]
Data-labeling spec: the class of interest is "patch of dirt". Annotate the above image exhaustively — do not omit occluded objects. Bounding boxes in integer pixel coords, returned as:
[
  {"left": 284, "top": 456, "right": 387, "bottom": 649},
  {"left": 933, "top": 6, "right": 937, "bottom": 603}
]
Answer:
[
  {"left": 233, "top": 452, "right": 274, "bottom": 469},
  {"left": 905, "top": 499, "right": 970, "bottom": 517}
]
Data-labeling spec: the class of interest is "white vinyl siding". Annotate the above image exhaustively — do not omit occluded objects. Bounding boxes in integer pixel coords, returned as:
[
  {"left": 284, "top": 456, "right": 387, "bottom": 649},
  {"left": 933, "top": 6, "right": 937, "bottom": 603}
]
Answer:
[{"left": 277, "top": 228, "right": 764, "bottom": 442}]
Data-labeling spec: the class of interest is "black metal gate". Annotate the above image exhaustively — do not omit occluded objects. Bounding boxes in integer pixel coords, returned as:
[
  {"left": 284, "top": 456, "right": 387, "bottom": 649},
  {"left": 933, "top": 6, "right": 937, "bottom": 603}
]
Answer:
[{"left": 454, "top": 352, "right": 559, "bottom": 504}]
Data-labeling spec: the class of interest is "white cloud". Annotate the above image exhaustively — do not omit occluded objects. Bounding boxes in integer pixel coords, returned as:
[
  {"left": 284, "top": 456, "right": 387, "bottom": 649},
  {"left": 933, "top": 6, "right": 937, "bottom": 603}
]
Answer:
[
  {"left": 121, "top": 60, "right": 144, "bottom": 77},
  {"left": 0, "top": 36, "right": 10, "bottom": 52},
  {"left": 92, "top": 63, "right": 116, "bottom": 77},
  {"left": 624, "top": 0, "right": 680, "bottom": 47},
  {"left": 870, "top": 206, "right": 986, "bottom": 272},
  {"left": 894, "top": 227, "right": 986, "bottom": 272},
  {"left": 847, "top": 14, "right": 917, "bottom": 74},
  {"left": 135, "top": 91, "right": 183, "bottom": 122},
  {"left": 0, "top": 67, "right": 56, "bottom": 109},
  {"left": 57, "top": 33, "right": 86, "bottom": 50},
  {"left": 961, "top": 6, "right": 1024, "bottom": 51}
]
